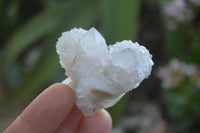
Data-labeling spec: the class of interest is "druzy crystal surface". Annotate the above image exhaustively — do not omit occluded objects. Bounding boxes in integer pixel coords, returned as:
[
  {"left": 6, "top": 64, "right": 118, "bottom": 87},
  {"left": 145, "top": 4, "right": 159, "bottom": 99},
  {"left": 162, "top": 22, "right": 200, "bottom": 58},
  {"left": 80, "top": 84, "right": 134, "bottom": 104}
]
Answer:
[{"left": 56, "top": 27, "right": 153, "bottom": 116}]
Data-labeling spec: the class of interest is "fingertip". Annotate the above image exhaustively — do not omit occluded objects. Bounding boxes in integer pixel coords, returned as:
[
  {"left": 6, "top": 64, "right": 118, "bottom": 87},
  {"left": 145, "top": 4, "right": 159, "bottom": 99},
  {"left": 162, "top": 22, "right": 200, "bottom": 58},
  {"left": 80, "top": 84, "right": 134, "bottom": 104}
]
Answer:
[
  {"left": 44, "top": 83, "right": 75, "bottom": 107},
  {"left": 78, "top": 109, "right": 112, "bottom": 133},
  {"left": 98, "top": 109, "right": 112, "bottom": 133},
  {"left": 101, "top": 109, "right": 112, "bottom": 129}
]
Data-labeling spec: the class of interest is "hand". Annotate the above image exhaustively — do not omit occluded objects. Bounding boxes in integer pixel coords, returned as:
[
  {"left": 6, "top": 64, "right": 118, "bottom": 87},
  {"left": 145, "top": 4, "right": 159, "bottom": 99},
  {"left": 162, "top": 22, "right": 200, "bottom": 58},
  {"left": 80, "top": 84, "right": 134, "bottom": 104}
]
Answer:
[{"left": 4, "top": 84, "right": 112, "bottom": 133}]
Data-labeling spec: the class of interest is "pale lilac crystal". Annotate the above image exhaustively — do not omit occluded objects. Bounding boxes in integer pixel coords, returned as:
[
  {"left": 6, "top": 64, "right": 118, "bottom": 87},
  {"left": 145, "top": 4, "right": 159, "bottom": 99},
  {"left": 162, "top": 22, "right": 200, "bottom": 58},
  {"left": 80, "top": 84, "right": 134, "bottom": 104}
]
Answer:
[{"left": 56, "top": 27, "right": 153, "bottom": 116}]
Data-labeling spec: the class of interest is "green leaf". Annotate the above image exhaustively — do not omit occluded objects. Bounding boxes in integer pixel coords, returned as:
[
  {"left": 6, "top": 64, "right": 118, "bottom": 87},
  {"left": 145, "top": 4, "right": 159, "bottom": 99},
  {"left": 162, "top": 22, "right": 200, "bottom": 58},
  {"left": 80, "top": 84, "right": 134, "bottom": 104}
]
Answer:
[
  {"left": 165, "top": 25, "right": 184, "bottom": 59},
  {"left": 0, "top": 1, "right": 69, "bottom": 75},
  {"left": 3, "top": 37, "right": 59, "bottom": 106},
  {"left": 103, "top": 0, "right": 141, "bottom": 44}
]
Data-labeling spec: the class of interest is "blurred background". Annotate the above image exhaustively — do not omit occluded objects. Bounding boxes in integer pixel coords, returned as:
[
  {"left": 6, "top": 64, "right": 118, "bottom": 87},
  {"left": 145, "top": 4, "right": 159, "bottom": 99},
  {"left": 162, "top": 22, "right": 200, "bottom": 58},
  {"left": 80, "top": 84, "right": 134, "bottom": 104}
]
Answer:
[{"left": 0, "top": 0, "right": 200, "bottom": 132}]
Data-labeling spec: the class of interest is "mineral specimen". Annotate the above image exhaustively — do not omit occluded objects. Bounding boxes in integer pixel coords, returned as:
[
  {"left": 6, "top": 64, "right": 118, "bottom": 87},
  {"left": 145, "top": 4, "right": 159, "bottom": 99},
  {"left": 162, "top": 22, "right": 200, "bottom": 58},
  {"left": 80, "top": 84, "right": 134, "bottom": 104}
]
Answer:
[{"left": 56, "top": 27, "right": 153, "bottom": 116}]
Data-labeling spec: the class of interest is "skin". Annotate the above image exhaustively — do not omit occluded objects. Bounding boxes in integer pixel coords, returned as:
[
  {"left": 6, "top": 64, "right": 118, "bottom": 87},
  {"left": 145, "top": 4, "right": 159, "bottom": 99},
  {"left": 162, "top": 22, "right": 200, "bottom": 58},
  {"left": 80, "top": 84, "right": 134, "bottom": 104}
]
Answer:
[{"left": 4, "top": 83, "right": 112, "bottom": 133}]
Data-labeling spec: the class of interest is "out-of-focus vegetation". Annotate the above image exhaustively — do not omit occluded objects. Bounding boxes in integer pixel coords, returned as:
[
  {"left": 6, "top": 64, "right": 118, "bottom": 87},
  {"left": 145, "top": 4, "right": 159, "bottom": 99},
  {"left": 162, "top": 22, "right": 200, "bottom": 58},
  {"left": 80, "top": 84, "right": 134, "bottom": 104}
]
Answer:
[
  {"left": 0, "top": 0, "right": 200, "bottom": 132},
  {"left": 158, "top": 0, "right": 200, "bottom": 132}
]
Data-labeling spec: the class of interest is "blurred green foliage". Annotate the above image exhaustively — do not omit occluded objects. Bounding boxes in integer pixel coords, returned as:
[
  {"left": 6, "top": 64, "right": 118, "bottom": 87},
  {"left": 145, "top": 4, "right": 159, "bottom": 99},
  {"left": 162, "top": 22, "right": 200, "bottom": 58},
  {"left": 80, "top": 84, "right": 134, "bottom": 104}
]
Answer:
[
  {"left": 160, "top": 0, "right": 200, "bottom": 132},
  {"left": 163, "top": 82, "right": 200, "bottom": 133}
]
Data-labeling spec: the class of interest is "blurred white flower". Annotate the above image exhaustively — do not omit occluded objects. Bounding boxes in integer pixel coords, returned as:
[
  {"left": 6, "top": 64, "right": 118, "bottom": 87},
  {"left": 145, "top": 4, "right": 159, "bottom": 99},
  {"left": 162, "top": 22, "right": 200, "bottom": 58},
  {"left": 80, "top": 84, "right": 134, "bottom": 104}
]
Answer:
[
  {"left": 156, "top": 59, "right": 200, "bottom": 89},
  {"left": 190, "top": 0, "right": 200, "bottom": 5},
  {"left": 163, "top": 0, "right": 194, "bottom": 22},
  {"left": 112, "top": 102, "right": 168, "bottom": 133}
]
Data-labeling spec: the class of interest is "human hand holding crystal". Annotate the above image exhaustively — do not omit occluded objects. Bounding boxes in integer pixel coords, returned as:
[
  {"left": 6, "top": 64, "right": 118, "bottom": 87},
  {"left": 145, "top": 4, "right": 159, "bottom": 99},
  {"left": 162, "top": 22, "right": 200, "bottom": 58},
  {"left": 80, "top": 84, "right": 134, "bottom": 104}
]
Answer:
[
  {"left": 4, "top": 84, "right": 112, "bottom": 133},
  {"left": 5, "top": 27, "right": 152, "bottom": 133}
]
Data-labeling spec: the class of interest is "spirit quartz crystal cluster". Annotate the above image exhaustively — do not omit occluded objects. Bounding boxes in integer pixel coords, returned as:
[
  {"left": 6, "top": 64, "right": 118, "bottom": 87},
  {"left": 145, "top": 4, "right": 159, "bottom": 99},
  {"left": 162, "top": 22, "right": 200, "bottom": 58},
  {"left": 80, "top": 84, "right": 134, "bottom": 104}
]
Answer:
[{"left": 56, "top": 27, "right": 153, "bottom": 116}]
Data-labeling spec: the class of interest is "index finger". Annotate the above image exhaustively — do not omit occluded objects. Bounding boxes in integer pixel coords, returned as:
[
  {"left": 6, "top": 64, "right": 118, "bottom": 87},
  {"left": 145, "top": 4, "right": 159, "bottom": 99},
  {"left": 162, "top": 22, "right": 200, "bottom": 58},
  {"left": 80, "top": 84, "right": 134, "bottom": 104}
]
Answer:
[{"left": 4, "top": 83, "right": 74, "bottom": 133}]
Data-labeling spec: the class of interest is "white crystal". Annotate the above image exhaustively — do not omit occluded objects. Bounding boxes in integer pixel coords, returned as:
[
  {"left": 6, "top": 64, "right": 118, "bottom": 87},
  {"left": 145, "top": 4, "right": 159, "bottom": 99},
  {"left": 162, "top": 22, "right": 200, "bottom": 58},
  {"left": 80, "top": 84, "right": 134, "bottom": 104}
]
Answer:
[
  {"left": 69, "top": 28, "right": 109, "bottom": 81},
  {"left": 56, "top": 28, "right": 87, "bottom": 76},
  {"left": 75, "top": 75, "right": 124, "bottom": 116},
  {"left": 56, "top": 27, "right": 154, "bottom": 116},
  {"left": 107, "top": 41, "right": 153, "bottom": 92}
]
